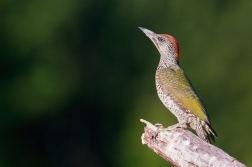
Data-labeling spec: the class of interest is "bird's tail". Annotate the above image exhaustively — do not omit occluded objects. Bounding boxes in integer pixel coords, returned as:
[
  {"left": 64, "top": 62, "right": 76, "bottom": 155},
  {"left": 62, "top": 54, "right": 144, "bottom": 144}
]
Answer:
[{"left": 196, "top": 120, "right": 217, "bottom": 143}]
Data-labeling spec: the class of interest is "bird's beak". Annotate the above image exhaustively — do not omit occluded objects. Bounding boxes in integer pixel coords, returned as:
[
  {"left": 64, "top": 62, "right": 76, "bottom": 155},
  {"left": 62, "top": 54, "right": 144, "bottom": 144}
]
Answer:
[
  {"left": 139, "top": 27, "right": 160, "bottom": 50},
  {"left": 138, "top": 27, "right": 156, "bottom": 38}
]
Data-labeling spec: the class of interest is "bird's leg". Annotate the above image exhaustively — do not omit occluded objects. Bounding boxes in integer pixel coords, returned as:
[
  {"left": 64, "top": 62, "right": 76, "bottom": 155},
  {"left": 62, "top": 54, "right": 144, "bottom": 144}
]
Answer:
[
  {"left": 164, "top": 122, "right": 188, "bottom": 131},
  {"left": 153, "top": 122, "right": 188, "bottom": 140},
  {"left": 155, "top": 122, "right": 187, "bottom": 132},
  {"left": 153, "top": 123, "right": 164, "bottom": 139},
  {"left": 154, "top": 123, "right": 163, "bottom": 129}
]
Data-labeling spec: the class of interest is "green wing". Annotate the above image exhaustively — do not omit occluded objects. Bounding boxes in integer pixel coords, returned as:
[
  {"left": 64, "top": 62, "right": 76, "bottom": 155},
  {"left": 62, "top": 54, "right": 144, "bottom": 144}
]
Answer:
[{"left": 157, "top": 67, "right": 210, "bottom": 123}]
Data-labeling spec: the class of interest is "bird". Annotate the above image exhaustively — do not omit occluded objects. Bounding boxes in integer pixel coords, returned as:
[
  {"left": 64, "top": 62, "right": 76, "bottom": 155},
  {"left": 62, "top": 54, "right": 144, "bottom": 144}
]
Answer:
[{"left": 139, "top": 27, "right": 217, "bottom": 143}]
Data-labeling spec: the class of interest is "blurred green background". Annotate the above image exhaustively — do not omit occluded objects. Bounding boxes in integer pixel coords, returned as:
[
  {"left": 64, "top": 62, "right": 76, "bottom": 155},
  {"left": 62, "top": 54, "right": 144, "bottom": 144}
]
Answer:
[{"left": 0, "top": 0, "right": 252, "bottom": 166}]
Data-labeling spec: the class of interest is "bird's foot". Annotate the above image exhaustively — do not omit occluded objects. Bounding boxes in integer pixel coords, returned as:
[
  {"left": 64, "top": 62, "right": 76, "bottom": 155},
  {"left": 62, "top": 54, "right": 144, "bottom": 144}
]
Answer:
[
  {"left": 165, "top": 123, "right": 188, "bottom": 131},
  {"left": 153, "top": 123, "right": 187, "bottom": 139},
  {"left": 155, "top": 122, "right": 187, "bottom": 132},
  {"left": 154, "top": 123, "right": 164, "bottom": 129},
  {"left": 153, "top": 123, "right": 164, "bottom": 139}
]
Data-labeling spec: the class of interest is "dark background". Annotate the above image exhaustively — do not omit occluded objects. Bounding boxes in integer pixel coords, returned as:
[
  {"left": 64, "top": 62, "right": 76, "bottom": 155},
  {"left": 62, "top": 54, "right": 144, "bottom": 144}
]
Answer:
[{"left": 1, "top": 1, "right": 251, "bottom": 167}]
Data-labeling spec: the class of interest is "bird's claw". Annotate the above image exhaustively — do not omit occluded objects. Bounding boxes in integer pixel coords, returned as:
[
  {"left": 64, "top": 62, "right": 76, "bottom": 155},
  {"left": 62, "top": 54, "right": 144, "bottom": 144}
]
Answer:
[
  {"left": 156, "top": 122, "right": 188, "bottom": 132},
  {"left": 153, "top": 123, "right": 164, "bottom": 139},
  {"left": 153, "top": 123, "right": 188, "bottom": 140},
  {"left": 165, "top": 123, "right": 188, "bottom": 130}
]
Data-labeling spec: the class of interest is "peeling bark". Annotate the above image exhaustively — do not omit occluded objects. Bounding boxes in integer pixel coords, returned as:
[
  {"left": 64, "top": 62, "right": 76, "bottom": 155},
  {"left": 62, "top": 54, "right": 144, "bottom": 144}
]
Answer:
[{"left": 140, "top": 119, "right": 246, "bottom": 167}]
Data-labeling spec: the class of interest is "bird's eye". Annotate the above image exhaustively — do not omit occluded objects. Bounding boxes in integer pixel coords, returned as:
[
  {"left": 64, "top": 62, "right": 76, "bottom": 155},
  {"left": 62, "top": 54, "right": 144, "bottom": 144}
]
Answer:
[{"left": 158, "top": 37, "right": 165, "bottom": 42}]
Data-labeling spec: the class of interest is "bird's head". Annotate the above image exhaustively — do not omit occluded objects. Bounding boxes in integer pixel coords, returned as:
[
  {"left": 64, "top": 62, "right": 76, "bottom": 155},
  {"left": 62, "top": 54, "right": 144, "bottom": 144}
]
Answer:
[{"left": 139, "top": 27, "right": 180, "bottom": 65}]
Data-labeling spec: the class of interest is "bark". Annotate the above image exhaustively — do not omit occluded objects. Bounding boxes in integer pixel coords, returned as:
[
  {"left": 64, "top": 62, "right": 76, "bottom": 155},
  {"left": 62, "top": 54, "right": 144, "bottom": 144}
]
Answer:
[{"left": 140, "top": 119, "right": 246, "bottom": 167}]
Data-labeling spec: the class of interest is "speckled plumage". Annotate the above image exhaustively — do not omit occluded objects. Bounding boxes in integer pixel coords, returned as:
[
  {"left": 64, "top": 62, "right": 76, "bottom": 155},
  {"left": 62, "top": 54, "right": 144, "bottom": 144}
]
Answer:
[{"left": 139, "top": 27, "right": 217, "bottom": 143}]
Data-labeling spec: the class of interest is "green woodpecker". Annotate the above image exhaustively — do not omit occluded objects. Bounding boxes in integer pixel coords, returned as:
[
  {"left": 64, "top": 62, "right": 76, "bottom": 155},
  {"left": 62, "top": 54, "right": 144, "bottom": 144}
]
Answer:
[{"left": 139, "top": 27, "right": 217, "bottom": 143}]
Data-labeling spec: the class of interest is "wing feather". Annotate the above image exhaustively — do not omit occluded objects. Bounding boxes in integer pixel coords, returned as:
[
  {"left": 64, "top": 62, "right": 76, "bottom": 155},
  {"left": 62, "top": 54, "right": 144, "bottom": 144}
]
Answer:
[{"left": 157, "top": 67, "right": 210, "bottom": 123}]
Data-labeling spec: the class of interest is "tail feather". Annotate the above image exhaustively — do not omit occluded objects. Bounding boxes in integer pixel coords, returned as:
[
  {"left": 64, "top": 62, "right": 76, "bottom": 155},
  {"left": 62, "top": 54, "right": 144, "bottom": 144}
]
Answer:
[
  {"left": 196, "top": 120, "right": 217, "bottom": 143},
  {"left": 205, "top": 122, "right": 217, "bottom": 143}
]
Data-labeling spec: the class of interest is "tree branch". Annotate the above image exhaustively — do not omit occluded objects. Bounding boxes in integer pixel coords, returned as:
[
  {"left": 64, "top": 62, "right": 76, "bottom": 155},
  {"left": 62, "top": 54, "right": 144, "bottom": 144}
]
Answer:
[{"left": 140, "top": 119, "right": 246, "bottom": 167}]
